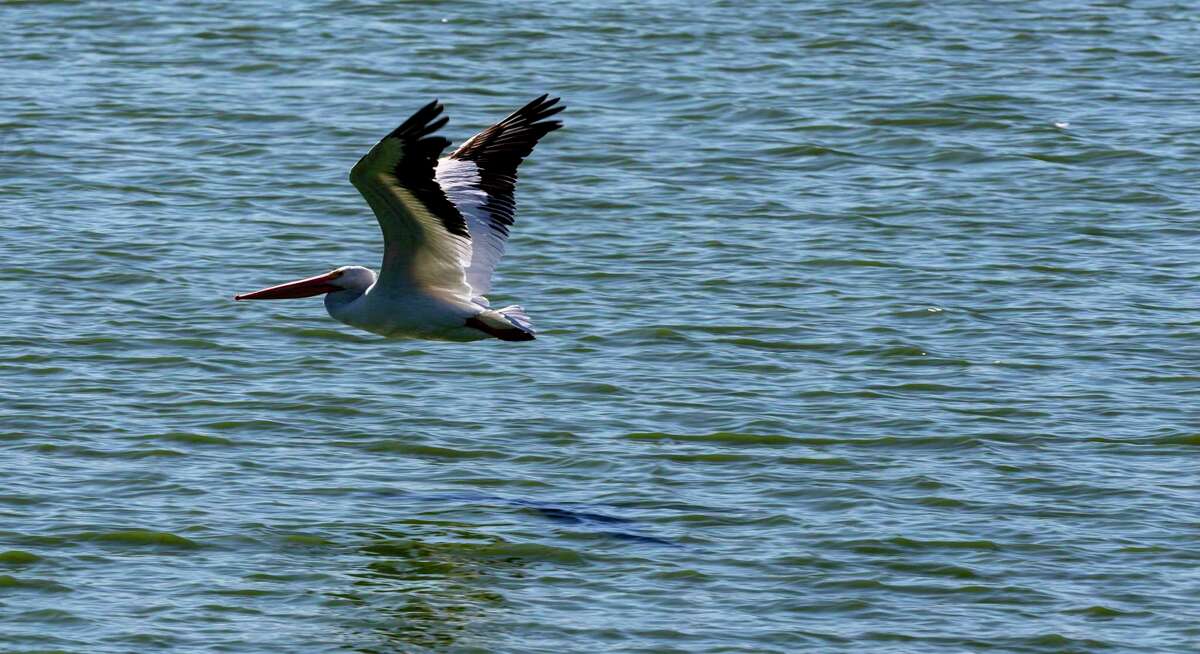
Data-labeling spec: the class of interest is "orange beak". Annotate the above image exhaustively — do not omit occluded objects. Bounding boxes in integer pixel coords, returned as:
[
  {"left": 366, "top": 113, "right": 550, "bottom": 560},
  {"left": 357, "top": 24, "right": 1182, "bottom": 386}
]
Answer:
[{"left": 234, "top": 270, "right": 342, "bottom": 301}]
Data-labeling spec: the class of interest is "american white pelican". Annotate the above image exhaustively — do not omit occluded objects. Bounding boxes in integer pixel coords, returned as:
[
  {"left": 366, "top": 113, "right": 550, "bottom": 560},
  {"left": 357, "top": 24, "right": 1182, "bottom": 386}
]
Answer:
[{"left": 235, "top": 95, "right": 564, "bottom": 342}]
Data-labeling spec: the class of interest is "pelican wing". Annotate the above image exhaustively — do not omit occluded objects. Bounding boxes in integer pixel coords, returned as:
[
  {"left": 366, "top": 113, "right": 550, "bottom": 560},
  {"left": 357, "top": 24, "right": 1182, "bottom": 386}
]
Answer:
[
  {"left": 350, "top": 100, "right": 472, "bottom": 295},
  {"left": 435, "top": 95, "right": 564, "bottom": 298}
]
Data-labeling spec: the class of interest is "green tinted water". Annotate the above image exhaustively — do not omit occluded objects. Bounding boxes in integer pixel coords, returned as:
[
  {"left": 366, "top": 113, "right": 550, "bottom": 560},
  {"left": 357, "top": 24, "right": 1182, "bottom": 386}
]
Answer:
[{"left": 2, "top": 1, "right": 1198, "bottom": 652}]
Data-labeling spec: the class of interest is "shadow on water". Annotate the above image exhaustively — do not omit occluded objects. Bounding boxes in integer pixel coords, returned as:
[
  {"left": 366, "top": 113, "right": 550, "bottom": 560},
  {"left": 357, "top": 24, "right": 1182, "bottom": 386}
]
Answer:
[
  {"left": 336, "top": 522, "right": 512, "bottom": 654},
  {"left": 516, "top": 502, "right": 678, "bottom": 547},
  {"left": 331, "top": 493, "right": 676, "bottom": 652},
  {"left": 431, "top": 491, "right": 678, "bottom": 547}
]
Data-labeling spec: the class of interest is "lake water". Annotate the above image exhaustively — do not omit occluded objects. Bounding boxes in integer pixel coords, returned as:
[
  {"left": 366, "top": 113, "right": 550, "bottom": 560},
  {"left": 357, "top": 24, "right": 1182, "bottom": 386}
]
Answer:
[{"left": 2, "top": 1, "right": 1198, "bottom": 652}]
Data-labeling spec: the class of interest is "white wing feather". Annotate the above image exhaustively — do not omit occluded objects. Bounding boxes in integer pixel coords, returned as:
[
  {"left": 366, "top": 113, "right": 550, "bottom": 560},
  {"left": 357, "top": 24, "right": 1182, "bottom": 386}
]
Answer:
[
  {"left": 436, "top": 95, "right": 564, "bottom": 299},
  {"left": 436, "top": 158, "right": 505, "bottom": 298}
]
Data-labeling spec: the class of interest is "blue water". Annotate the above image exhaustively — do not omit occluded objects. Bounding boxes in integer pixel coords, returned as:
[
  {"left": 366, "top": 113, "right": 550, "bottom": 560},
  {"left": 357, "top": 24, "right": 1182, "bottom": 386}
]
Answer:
[{"left": 2, "top": 1, "right": 1199, "bottom": 652}]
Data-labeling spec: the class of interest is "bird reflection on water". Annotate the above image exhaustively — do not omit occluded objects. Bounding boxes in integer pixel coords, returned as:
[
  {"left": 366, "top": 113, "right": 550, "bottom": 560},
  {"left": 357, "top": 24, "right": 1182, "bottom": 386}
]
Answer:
[
  {"left": 335, "top": 495, "right": 673, "bottom": 651},
  {"left": 338, "top": 522, "right": 509, "bottom": 653}
]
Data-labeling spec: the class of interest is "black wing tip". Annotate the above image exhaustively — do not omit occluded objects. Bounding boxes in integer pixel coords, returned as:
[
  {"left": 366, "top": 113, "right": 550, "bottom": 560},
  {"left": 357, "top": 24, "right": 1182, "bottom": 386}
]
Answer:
[
  {"left": 424, "top": 135, "right": 452, "bottom": 152},
  {"left": 388, "top": 99, "right": 449, "bottom": 141},
  {"left": 444, "top": 95, "right": 565, "bottom": 165},
  {"left": 395, "top": 96, "right": 564, "bottom": 142},
  {"left": 516, "top": 94, "right": 565, "bottom": 125},
  {"left": 413, "top": 98, "right": 443, "bottom": 117},
  {"left": 423, "top": 114, "right": 449, "bottom": 136}
]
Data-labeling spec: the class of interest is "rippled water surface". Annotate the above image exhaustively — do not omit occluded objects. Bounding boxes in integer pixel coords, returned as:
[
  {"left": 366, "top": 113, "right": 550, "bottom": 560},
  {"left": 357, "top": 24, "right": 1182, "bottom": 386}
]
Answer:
[{"left": 3, "top": 1, "right": 1200, "bottom": 652}]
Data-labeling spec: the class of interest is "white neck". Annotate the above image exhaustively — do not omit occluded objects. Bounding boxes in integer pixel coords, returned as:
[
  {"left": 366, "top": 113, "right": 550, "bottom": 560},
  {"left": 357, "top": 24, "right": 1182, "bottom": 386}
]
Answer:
[{"left": 322, "top": 266, "right": 376, "bottom": 324}]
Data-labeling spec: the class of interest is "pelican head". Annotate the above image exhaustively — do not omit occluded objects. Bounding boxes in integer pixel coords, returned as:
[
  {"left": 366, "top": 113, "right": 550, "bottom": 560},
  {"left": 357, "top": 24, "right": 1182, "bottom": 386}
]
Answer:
[{"left": 235, "top": 265, "right": 376, "bottom": 301}]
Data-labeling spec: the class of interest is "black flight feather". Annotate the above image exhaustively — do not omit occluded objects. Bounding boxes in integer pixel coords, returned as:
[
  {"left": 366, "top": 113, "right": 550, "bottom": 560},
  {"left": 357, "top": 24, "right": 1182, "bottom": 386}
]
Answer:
[{"left": 448, "top": 95, "right": 565, "bottom": 238}]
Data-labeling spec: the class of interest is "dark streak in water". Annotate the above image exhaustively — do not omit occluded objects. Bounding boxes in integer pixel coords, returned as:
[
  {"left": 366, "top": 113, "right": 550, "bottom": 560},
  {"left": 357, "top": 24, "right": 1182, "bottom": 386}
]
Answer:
[{"left": 2, "top": 0, "right": 1198, "bottom": 652}]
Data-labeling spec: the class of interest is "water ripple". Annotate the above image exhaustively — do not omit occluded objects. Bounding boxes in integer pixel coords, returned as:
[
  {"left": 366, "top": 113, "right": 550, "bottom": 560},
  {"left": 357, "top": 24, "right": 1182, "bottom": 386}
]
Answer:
[{"left": 3, "top": 0, "right": 1199, "bottom": 652}]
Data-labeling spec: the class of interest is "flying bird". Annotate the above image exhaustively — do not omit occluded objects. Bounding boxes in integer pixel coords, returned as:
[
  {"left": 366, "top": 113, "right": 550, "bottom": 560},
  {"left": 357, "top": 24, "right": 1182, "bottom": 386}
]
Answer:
[{"left": 235, "top": 95, "right": 565, "bottom": 342}]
